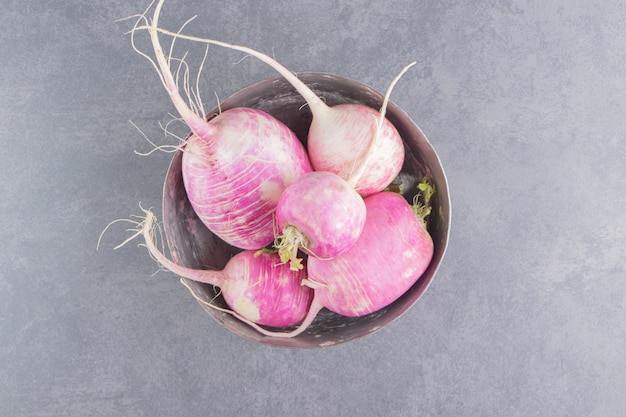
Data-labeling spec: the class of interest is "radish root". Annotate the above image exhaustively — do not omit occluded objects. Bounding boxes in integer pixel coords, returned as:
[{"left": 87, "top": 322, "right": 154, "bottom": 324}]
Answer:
[
  {"left": 347, "top": 61, "right": 416, "bottom": 188},
  {"left": 182, "top": 277, "right": 325, "bottom": 339},
  {"left": 129, "top": 0, "right": 217, "bottom": 141},
  {"left": 96, "top": 205, "right": 168, "bottom": 276},
  {"left": 129, "top": 120, "right": 184, "bottom": 156},
  {"left": 97, "top": 205, "right": 162, "bottom": 251},
  {"left": 132, "top": 14, "right": 329, "bottom": 117}
]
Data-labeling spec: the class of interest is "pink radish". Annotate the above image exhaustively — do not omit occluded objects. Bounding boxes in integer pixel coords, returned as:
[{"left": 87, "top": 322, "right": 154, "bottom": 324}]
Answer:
[
  {"left": 131, "top": 208, "right": 313, "bottom": 328},
  {"left": 241, "top": 179, "right": 435, "bottom": 338},
  {"left": 131, "top": 1, "right": 312, "bottom": 249},
  {"left": 136, "top": 1, "right": 415, "bottom": 196},
  {"left": 306, "top": 191, "right": 434, "bottom": 316},
  {"left": 274, "top": 171, "right": 366, "bottom": 271}
]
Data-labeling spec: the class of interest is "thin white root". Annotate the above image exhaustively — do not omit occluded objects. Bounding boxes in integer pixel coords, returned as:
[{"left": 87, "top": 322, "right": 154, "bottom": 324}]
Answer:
[
  {"left": 129, "top": 2, "right": 165, "bottom": 89},
  {"left": 213, "top": 91, "right": 222, "bottom": 115},
  {"left": 347, "top": 62, "right": 416, "bottom": 188},
  {"left": 159, "top": 115, "right": 188, "bottom": 142},
  {"left": 180, "top": 278, "right": 320, "bottom": 339},
  {"left": 128, "top": 0, "right": 209, "bottom": 127},
  {"left": 97, "top": 218, "right": 138, "bottom": 251},
  {"left": 131, "top": 19, "right": 328, "bottom": 115},
  {"left": 194, "top": 45, "right": 210, "bottom": 117},
  {"left": 179, "top": 278, "right": 279, "bottom": 335},
  {"left": 96, "top": 204, "right": 162, "bottom": 253},
  {"left": 125, "top": 0, "right": 208, "bottom": 156},
  {"left": 376, "top": 61, "right": 417, "bottom": 133},
  {"left": 129, "top": 119, "right": 184, "bottom": 156}
]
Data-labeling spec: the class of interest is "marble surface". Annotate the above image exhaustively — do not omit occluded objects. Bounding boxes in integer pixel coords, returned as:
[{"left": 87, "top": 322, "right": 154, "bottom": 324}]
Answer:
[{"left": 1, "top": 0, "right": 624, "bottom": 416}]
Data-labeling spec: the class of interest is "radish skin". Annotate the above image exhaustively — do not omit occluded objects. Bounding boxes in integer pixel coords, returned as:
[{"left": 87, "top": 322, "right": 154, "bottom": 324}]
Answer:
[
  {"left": 131, "top": 0, "right": 312, "bottom": 249},
  {"left": 246, "top": 187, "right": 435, "bottom": 338},
  {"left": 134, "top": 209, "right": 313, "bottom": 328},
  {"left": 306, "top": 192, "right": 434, "bottom": 317},
  {"left": 274, "top": 171, "right": 366, "bottom": 270},
  {"left": 306, "top": 103, "right": 404, "bottom": 196},
  {"left": 135, "top": 2, "right": 415, "bottom": 196},
  {"left": 181, "top": 108, "right": 311, "bottom": 249}
]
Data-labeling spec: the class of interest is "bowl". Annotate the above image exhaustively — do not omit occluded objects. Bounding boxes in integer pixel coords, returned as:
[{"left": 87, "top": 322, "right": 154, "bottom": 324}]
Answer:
[{"left": 162, "top": 72, "right": 450, "bottom": 348}]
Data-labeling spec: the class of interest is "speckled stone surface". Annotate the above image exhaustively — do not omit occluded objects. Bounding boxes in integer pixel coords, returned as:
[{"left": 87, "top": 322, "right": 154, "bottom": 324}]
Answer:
[{"left": 1, "top": 1, "right": 624, "bottom": 416}]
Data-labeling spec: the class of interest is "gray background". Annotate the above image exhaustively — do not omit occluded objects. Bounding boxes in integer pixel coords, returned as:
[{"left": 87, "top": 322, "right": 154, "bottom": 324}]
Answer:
[{"left": 1, "top": 0, "right": 624, "bottom": 416}]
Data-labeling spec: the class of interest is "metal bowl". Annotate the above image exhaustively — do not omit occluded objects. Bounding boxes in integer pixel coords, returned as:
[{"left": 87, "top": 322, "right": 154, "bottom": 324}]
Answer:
[{"left": 162, "top": 72, "right": 450, "bottom": 348}]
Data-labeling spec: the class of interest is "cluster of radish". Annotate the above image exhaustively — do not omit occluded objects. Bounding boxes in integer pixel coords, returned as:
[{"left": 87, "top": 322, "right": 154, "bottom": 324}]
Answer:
[{"left": 127, "top": 0, "right": 435, "bottom": 338}]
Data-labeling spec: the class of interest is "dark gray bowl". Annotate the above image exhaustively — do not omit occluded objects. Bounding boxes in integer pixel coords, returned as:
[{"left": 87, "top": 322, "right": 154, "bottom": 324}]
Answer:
[{"left": 162, "top": 72, "right": 450, "bottom": 348}]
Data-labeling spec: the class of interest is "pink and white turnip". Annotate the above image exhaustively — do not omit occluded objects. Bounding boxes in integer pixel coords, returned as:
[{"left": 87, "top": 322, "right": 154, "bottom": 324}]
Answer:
[
  {"left": 130, "top": 208, "right": 313, "bottom": 328},
  {"left": 274, "top": 171, "right": 366, "bottom": 270},
  {"left": 131, "top": 0, "right": 312, "bottom": 250}
]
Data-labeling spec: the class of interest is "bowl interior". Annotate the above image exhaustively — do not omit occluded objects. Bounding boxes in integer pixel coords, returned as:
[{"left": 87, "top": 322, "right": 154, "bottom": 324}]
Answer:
[{"left": 162, "top": 72, "right": 450, "bottom": 348}]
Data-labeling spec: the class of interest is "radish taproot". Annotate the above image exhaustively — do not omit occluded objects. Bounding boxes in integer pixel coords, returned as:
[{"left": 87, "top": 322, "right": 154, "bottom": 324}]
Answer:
[
  {"left": 274, "top": 171, "right": 366, "bottom": 271},
  {"left": 241, "top": 180, "right": 435, "bottom": 338},
  {"left": 133, "top": 208, "right": 313, "bottom": 328},
  {"left": 135, "top": 1, "right": 415, "bottom": 196},
  {"left": 131, "top": 0, "right": 312, "bottom": 249}
]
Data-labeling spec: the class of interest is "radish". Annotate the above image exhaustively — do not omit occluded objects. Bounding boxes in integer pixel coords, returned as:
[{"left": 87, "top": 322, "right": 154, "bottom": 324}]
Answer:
[
  {"left": 135, "top": 1, "right": 415, "bottom": 196},
  {"left": 130, "top": 0, "right": 312, "bottom": 249},
  {"left": 128, "top": 208, "right": 313, "bottom": 328},
  {"left": 274, "top": 171, "right": 366, "bottom": 271},
  {"left": 240, "top": 179, "right": 436, "bottom": 338},
  {"left": 306, "top": 190, "right": 434, "bottom": 315}
]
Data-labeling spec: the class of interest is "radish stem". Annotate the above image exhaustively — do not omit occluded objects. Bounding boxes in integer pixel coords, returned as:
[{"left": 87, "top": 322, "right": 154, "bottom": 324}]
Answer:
[{"left": 138, "top": 207, "right": 226, "bottom": 286}]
